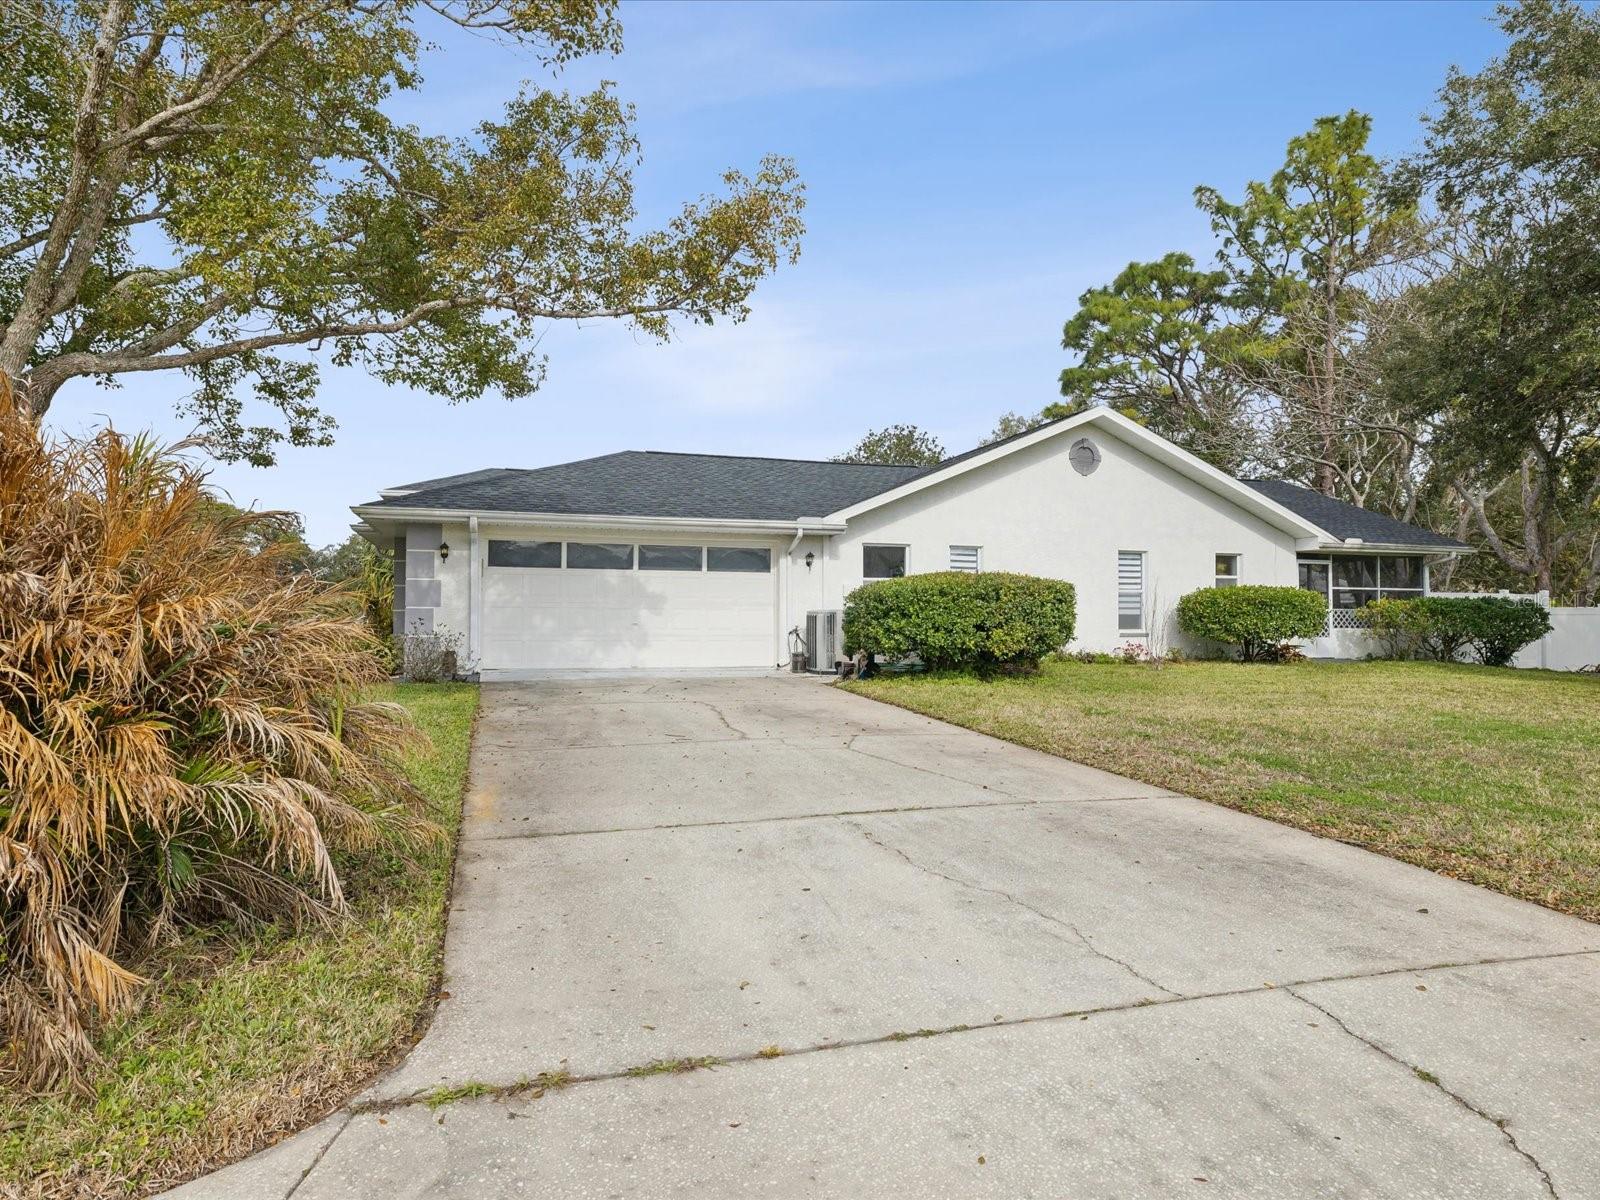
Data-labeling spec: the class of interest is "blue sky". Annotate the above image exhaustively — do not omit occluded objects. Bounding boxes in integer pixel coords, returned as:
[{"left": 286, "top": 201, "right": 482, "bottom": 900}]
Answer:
[{"left": 44, "top": 0, "right": 1506, "bottom": 545}]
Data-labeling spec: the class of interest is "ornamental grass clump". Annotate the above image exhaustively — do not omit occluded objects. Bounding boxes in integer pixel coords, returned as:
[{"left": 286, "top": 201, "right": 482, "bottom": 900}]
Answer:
[{"left": 0, "top": 405, "right": 434, "bottom": 1094}]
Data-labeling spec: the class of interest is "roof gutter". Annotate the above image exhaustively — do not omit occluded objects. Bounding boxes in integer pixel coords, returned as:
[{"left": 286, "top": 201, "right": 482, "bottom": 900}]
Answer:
[
  {"left": 350, "top": 504, "right": 848, "bottom": 537},
  {"left": 1302, "top": 539, "right": 1476, "bottom": 556},
  {"left": 786, "top": 517, "right": 835, "bottom": 555}
]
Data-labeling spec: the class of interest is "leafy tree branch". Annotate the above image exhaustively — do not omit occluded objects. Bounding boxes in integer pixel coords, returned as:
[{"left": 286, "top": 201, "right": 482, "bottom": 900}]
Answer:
[{"left": 0, "top": 1, "right": 806, "bottom": 462}]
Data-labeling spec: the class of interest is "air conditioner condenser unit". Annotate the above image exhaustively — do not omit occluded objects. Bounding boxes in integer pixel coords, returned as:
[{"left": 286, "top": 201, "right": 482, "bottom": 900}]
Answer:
[{"left": 805, "top": 610, "right": 841, "bottom": 674}]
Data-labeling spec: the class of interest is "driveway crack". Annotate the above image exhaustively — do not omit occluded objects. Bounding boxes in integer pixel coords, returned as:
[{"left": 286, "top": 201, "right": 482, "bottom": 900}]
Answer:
[
  {"left": 1287, "top": 988, "right": 1560, "bottom": 1200},
  {"left": 282, "top": 1111, "right": 353, "bottom": 1199},
  {"left": 696, "top": 699, "right": 751, "bottom": 739},
  {"left": 844, "top": 819, "right": 1184, "bottom": 1000},
  {"left": 843, "top": 733, "right": 1033, "bottom": 802}
]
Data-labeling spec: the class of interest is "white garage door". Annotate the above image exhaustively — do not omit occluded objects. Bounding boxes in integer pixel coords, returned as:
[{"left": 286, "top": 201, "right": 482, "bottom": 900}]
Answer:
[{"left": 481, "top": 539, "right": 777, "bottom": 671}]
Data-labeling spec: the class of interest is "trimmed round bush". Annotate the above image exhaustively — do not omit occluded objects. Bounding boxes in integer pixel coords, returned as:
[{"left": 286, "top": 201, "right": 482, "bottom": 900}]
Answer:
[
  {"left": 1176, "top": 585, "right": 1327, "bottom": 662},
  {"left": 843, "top": 571, "right": 1077, "bottom": 673}
]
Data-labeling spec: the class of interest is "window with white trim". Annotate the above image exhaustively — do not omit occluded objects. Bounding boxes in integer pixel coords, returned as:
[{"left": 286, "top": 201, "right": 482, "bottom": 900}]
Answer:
[
  {"left": 949, "top": 545, "right": 981, "bottom": 572},
  {"left": 1214, "top": 553, "right": 1239, "bottom": 588},
  {"left": 863, "top": 544, "right": 907, "bottom": 579},
  {"left": 1117, "top": 551, "right": 1146, "bottom": 633}
]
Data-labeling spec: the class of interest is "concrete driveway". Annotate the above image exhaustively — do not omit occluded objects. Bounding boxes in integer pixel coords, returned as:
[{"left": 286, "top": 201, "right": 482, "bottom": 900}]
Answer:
[{"left": 177, "top": 676, "right": 1599, "bottom": 1199}]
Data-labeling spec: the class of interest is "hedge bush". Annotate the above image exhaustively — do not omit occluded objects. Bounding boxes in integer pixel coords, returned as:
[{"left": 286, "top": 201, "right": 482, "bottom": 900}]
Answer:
[
  {"left": 1360, "top": 596, "right": 1551, "bottom": 666},
  {"left": 1360, "top": 596, "right": 1474, "bottom": 661},
  {"left": 1465, "top": 597, "right": 1554, "bottom": 665},
  {"left": 1175, "top": 585, "right": 1327, "bottom": 662},
  {"left": 843, "top": 571, "right": 1077, "bottom": 673}
]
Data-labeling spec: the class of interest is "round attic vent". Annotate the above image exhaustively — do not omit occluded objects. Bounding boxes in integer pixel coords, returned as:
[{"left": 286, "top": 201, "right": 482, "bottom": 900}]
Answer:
[{"left": 1068, "top": 437, "right": 1101, "bottom": 476}]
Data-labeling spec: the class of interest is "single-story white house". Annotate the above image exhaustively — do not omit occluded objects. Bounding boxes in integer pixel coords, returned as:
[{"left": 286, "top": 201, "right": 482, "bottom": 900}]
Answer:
[{"left": 351, "top": 407, "right": 1469, "bottom": 677}]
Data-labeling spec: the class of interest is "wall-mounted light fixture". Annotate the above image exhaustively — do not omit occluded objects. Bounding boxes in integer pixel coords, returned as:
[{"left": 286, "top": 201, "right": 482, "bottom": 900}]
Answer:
[
  {"left": 804, "top": 551, "right": 815, "bottom": 570},
  {"left": 438, "top": 541, "right": 450, "bottom": 561}
]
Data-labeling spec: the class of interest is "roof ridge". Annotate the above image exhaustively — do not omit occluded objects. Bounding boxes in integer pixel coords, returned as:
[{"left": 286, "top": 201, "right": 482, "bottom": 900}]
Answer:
[{"left": 631, "top": 449, "right": 925, "bottom": 468}]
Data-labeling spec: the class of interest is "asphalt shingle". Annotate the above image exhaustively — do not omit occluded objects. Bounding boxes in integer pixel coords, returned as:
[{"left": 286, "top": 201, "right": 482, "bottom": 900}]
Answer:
[
  {"left": 1240, "top": 479, "right": 1468, "bottom": 550},
  {"left": 367, "top": 451, "right": 926, "bottom": 522},
  {"left": 365, "top": 447, "right": 1467, "bottom": 552}
]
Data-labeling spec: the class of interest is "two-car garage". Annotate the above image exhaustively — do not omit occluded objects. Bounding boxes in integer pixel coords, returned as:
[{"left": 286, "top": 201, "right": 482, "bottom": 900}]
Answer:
[{"left": 479, "top": 535, "right": 779, "bottom": 672}]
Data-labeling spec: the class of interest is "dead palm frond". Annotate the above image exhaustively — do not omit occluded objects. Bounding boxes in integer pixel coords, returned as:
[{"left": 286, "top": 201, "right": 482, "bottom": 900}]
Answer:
[{"left": 0, "top": 407, "right": 433, "bottom": 1094}]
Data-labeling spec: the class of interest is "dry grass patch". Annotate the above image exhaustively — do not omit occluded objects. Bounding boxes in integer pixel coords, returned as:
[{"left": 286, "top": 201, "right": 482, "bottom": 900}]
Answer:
[{"left": 846, "top": 659, "right": 1600, "bottom": 920}]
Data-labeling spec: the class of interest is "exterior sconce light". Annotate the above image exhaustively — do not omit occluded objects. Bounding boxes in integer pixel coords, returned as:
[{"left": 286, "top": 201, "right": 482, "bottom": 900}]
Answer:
[
  {"left": 438, "top": 541, "right": 450, "bottom": 561},
  {"left": 804, "top": 552, "right": 815, "bottom": 570}
]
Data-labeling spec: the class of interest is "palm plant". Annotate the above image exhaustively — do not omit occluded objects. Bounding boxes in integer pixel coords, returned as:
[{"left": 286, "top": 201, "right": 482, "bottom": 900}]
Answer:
[{"left": 0, "top": 399, "right": 434, "bottom": 1093}]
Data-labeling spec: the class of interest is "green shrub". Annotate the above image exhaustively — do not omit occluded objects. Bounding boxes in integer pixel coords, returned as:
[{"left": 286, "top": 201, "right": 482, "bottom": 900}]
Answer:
[
  {"left": 1412, "top": 597, "right": 1479, "bottom": 661},
  {"left": 1359, "top": 596, "right": 1550, "bottom": 666},
  {"left": 1459, "top": 597, "right": 1552, "bottom": 666},
  {"left": 843, "top": 571, "right": 1077, "bottom": 673},
  {"left": 1175, "top": 585, "right": 1327, "bottom": 662},
  {"left": 1360, "top": 596, "right": 1432, "bottom": 660}
]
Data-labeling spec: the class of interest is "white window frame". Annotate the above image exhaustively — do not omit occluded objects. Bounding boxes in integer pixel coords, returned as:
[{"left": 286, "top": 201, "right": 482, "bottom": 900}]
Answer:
[
  {"left": 1214, "top": 552, "right": 1240, "bottom": 588},
  {"left": 1117, "top": 550, "right": 1147, "bottom": 636},
  {"left": 948, "top": 544, "right": 982, "bottom": 572},
  {"left": 863, "top": 543, "right": 909, "bottom": 580}
]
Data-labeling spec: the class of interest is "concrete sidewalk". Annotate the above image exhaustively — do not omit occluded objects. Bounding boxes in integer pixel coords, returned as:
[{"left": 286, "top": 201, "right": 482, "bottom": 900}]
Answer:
[{"left": 169, "top": 676, "right": 1600, "bottom": 1199}]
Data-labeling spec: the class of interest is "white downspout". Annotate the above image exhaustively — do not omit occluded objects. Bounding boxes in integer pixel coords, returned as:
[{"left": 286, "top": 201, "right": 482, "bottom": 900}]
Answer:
[
  {"left": 468, "top": 515, "right": 482, "bottom": 672},
  {"left": 784, "top": 523, "right": 807, "bottom": 665}
]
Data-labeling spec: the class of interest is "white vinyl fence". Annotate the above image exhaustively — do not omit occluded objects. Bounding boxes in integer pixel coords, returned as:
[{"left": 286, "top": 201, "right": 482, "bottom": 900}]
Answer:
[
  {"left": 1517, "top": 604, "right": 1600, "bottom": 672},
  {"left": 1435, "top": 591, "right": 1600, "bottom": 672}
]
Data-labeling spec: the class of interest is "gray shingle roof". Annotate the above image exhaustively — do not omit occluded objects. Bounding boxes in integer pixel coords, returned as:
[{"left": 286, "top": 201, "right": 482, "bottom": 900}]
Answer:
[
  {"left": 367, "top": 451, "right": 926, "bottom": 522},
  {"left": 365, "top": 445, "right": 1468, "bottom": 552},
  {"left": 383, "top": 467, "right": 510, "bottom": 494},
  {"left": 1241, "top": 479, "right": 1469, "bottom": 550}
]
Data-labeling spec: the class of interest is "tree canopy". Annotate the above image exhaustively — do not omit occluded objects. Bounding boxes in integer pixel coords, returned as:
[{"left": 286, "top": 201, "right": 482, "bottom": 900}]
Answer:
[
  {"left": 831, "top": 423, "right": 945, "bottom": 466},
  {"left": 1053, "top": 4, "right": 1600, "bottom": 602},
  {"left": 1058, "top": 252, "right": 1251, "bottom": 472},
  {"left": 0, "top": 1, "right": 805, "bottom": 462},
  {"left": 1388, "top": 0, "right": 1600, "bottom": 597}
]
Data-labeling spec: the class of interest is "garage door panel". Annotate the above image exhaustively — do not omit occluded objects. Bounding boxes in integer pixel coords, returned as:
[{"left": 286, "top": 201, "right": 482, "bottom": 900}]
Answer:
[{"left": 481, "top": 553, "right": 775, "bottom": 671}]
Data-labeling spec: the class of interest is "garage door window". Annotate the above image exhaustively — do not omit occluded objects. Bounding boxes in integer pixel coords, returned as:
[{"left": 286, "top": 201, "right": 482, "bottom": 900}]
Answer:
[
  {"left": 639, "top": 544, "right": 703, "bottom": 571},
  {"left": 488, "top": 539, "right": 561, "bottom": 568},
  {"left": 706, "top": 546, "right": 771, "bottom": 573},
  {"left": 567, "top": 542, "right": 634, "bottom": 570}
]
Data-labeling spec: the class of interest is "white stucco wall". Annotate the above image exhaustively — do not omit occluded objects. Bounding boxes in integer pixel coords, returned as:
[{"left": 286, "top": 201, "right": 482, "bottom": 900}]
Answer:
[
  {"left": 782, "top": 533, "right": 830, "bottom": 619},
  {"left": 814, "top": 427, "right": 1303, "bottom": 653}
]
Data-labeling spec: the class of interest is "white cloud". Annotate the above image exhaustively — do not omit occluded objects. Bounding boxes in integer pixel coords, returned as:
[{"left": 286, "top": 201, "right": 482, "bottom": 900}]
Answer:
[{"left": 559, "top": 301, "right": 850, "bottom": 414}]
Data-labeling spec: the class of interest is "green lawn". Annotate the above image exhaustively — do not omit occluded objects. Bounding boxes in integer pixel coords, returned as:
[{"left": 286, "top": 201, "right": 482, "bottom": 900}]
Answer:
[
  {"left": 1, "top": 683, "right": 479, "bottom": 1200},
  {"left": 845, "top": 660, "right": 1600, "bottom": 922}
]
